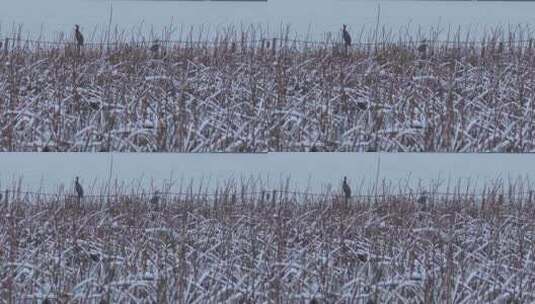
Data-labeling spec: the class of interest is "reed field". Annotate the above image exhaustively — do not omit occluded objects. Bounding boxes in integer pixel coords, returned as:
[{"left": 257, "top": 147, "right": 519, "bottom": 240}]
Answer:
[
  {"left": 1, "top": 181, "right": 535, "bottom": 303},
  {"left": 2, "top": 25, "right": 535, "bottom": 152},
  {"left": 2, "top": 24, "right": 535, "bottom": 301}
]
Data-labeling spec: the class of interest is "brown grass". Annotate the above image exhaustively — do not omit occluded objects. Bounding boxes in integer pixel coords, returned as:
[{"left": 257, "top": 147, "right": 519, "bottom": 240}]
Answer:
[
  {"left": 1, "top": 187, "right": 535, "bottom": 303},
  {"left": 1, "top": 25, "right": 535, "bottom": 152}
]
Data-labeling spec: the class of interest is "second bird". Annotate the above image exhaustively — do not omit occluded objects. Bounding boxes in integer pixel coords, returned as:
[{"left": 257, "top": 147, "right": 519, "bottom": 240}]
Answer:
[
  {"left": 75, "top": 176, "right": 84, "bottom": 199},
  {"left": 75, "top": 25, "right": 84, "bottom": 47},
  {"left": 342, "top": 24, "right": 352, "bottom": 47},
  {"left": 342, "top": 176, "right": 351, "bottom": 200}
]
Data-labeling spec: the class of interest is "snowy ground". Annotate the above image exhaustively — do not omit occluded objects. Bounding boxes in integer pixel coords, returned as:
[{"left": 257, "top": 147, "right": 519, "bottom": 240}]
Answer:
[
  {"left": 0, "top": 152, "right": 533, "bottom": 196},
  {"left": 2, "top": 0, "right": 535, "bottom": 41},
  {"left": 2, "top": 40, "right": 535, "bottom": 154},
  {"left": 2, "top": 193, "right": 535, "bottom": 303}
]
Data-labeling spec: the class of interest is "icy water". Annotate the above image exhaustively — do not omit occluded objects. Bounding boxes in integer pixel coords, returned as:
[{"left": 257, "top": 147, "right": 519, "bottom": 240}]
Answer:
[
  {"left": 2, "top": 0, "right": 535, "bottom": 40},
  {"left": 0, "top": 153, "right": 533, "bottom": 195}
]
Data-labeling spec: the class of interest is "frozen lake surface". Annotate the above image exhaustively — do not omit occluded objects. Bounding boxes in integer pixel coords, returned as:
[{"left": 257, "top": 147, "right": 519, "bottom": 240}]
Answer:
[
  {"left": 0, "top": 153, "right": 533, "bottom": 195},
  {"left": 2, "top": 0, "right": 535, "bottom": 41}
]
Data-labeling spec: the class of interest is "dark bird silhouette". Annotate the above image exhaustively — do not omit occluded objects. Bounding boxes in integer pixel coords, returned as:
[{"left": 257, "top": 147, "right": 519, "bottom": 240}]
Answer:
[
  {"left": 309, "top": 298, "right": 319, "bottom": 304},
  {"left": 75, "top": 176, "right": 84, "bottom": 199},
  {"left": 356, "top": 101, "right": 367, "bottom": 111},
  {"left": 357, "top": 253, "right": 368, "bottom": 262},
  {"left": 150, "top": 40, "right": 160, "bottom": 53},
  {"left": 90, "top": 253, "right": 100, "bottom": 262},
  {"left": 417, "top": 191, "right": 427, "bottom": 205},
  {"left": 342, "top": 24, "right": 352, "bottom": 47},
  {"left": 417, "top": 191, "right": 427, "bottom": 211},
  {"left": 74, "top": 25, "right": 84, "bottom": 48},
  {"left": 417, "top": 39, "right": 427, "bottom": 55},
  {"left": 42, "top": 298, "right": 51, "bottom": 304},
  {"left": 150, "top": 191, "right": 160, "bottom": 205},
  {"left": 342, "top": 176, "right": 351, "bottom": 200}
]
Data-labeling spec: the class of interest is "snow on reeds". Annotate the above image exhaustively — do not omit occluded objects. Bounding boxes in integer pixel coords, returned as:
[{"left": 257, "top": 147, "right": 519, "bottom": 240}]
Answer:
[
  {"left": 1, "top": 25, "right": 535, "bottom": 152},
  {"left": 1, "top": 183, "right": 535, "bottom": 303}
]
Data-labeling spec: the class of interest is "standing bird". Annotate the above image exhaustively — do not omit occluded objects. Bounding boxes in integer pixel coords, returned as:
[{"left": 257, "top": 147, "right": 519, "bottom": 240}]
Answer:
[
  {"left": 342, "top": 176, "right": 351, "bottom": 201},
  {"left": 74, "top": 25, "right": 84, "bottom": 49},
  {"left": 417, "top": 191, "right": 428, "bottom": 211},
  {"left": 150, "top": 40, "right": 160, "bottom": 53},
  {"left": 75, "top": 176, "right": 84, "bottom": 200},
  {"left": 150, "top": 191, "right": 160, "bottom": 206},
  {"left": 342, "top": 24, "right": 352, "bottom": 48},
  {"left": 417, "top": 191, "right": 427, "bottom": 204},
  {"left": 417, "top": 39, "right": 427, "bottom": 57}
]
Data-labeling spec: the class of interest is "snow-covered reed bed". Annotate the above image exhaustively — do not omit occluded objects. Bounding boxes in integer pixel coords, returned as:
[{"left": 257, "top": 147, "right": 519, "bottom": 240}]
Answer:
[
  {"left": 2, "top": 26, "right": 535, "bottom": 152},
  {"left": 1, "top": 187, "right": 535, "bottom": 303}
]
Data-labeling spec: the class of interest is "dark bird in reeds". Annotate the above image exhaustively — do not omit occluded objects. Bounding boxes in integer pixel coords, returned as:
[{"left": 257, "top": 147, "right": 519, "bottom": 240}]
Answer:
[
  {"left": 75, "top": 24, "right": 84, "bottom": 48},
  {"left": 342, "top": 176, "right": 351, "bottom": 200},
  {"left": 309, "top": 298, "right": 319, "bottom": 304},
  {"left": 150, "top": 191, "right": 160, "bottom": 205},
  {"left": 150, "top": 40, "right": 160, "bottom": 53},
  {"left": 356, "top": 101, "right": 367, "bottom": 111},
  {"left": 417, "top": 191, "right": 427, "bottom": 205},
  {"left": 342, "top": 24, "right": 352, "bottom": 47},
  {"left": 417, "top": 39, "right": 427, "bottom": 55},
  {"left": 75, "top": 176, "right": 84, "bottom": 199},
  {"left": 90, "top": 253, "right": 100, "bottom": 262},
  {"left": 357, "top": 253, "right": 368, "bottom": 262}
]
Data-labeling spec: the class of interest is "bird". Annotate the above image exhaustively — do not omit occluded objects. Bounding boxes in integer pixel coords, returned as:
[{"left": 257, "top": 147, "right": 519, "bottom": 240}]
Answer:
[
  {"left": 417, "top": 39, "right": 427, "bottom": 55},
  {"left": 342, "top": 24, "right": 352, "bottom": 47},
  {"left": 356, "top": 101, "right": 367, "bottom": 111},
  {"left": 342, "top": 176, "right": 351, "bottom": 200},
  {"left": 150, "top": 191, "right": 160, "bottom": 205},
  {"left": 75, "top": 176, "right": 84, "bottom": 199},
  {"left": 89, "top": 253, "right": 100, "bottom": 262},
  {"left": 150, "top": 40, "right": 160, "bottom": 53},
  {"left": 417, "top": 191, "right": 427, "bottom": 210},
  {"left": 74, "top": 25, "right": 84, "bottom": 48}
]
